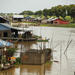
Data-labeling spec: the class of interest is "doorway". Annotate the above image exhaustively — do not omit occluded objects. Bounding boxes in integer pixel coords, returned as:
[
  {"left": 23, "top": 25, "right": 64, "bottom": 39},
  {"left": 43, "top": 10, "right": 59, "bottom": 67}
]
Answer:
[{"left": 3, "top": 32, "right": 8, "bottom": 37}]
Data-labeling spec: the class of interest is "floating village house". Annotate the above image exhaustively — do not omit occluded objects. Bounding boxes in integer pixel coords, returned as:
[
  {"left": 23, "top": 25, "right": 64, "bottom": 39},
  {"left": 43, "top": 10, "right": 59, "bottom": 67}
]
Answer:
[
  {"left": 12, "top": 15, "right": 24, "bottom": 22},
  {"left": 0, "top": 23, "right": 19, "bottom": 38},
  {"left": 0, "top": 23, "right": 33, "bottom": 40}
]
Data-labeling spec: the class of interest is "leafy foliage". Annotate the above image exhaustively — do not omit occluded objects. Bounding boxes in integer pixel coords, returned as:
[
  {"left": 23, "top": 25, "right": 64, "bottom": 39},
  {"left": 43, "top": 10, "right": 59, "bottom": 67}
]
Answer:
[
  {"left": 20, "top": 4, "right": 75, "bottom": 18},
  {"left": 20, "top": 11, "right": 34, "bottom": 15},
  {"left": 34, "top": 10, "right": 43, "bottom": 16},
  {"left": 59, "top": 16, "right": 64, "bottom": 20},
  {"left": 15, "top": 57, "right": 21, "bottom": 64},
  {"left": 7, "top": 48, "right": 17, "bottom": 57},
  {"left": 65, "top": 16, "right": 73, "bottom": 22}
]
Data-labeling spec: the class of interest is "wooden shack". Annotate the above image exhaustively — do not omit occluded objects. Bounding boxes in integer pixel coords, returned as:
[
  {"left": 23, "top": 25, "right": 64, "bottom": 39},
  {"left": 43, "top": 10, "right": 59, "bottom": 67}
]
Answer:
[
  {"left": 0, "top": 23, "right": 35, "bottom": 41},
  {"left": 21, "top": 48, "right": 52, "bottom": 65}
]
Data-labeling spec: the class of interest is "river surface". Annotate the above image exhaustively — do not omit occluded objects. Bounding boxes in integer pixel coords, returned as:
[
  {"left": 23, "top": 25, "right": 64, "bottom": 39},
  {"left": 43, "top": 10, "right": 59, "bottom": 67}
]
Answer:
[{"left": 0, "top": 26, "right": 75, "bottom": 75}]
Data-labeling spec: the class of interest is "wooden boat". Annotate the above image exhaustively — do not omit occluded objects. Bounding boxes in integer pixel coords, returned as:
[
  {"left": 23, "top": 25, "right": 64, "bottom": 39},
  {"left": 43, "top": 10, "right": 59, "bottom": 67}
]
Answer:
[{"left": 37, "top": 38, "right": 49, "bottom": 42}]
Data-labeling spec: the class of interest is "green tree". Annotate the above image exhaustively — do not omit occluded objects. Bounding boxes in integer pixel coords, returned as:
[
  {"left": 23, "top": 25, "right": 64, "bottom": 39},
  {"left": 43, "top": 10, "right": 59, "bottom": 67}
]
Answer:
[
  {"left": 47, "top": 16, "right": 51, "bottom": 19},
  {"left": 35, "top": 10, "right": 42, "bottom": 16},
  {"left": 41, "top": 15, "right": 45, "bottom": 19},
  {"left": 15, "top": 57, "right": 21, "bottom": 64},
  {"left": 43, "top": 9, "right": 49, "bottom": 17},
  {"left": 19, "top": 4, "right": 75, "bottom": 22},
  {"left": 65, "top": 16, "right": 73, "bottom": 22},
  {"left": 20, "top": 11, "right": 34, "bottom": 15}
]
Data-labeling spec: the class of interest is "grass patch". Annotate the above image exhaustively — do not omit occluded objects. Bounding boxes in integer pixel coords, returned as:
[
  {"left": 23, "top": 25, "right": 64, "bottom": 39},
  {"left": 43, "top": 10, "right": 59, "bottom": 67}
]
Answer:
[
  {"left": 40, "top": 23, "right": 75, "bottom": 28},
  {"left": 46, "top": 61, "right": 53, "bottom": 65}
]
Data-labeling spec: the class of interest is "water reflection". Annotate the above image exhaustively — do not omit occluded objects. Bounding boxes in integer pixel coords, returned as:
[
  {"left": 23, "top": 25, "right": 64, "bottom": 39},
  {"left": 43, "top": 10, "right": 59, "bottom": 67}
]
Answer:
[
  {"left": 14, "top": 41, "right": 37, "bottom": 57},
  {"left": 20, "top": 64, "right": 52, "bottom": 75},
  {"left": 0, "top": 64, "right": 52, "bottom": 75},
  {"left": 0, "top": 68, "right": 15, "bottom": 75}
]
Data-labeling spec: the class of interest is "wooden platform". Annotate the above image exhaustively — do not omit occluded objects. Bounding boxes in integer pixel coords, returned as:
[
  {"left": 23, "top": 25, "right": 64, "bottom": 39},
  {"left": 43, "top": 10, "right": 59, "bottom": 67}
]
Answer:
[{"left": 21, "top": 48, "right": 52, "bottom": 65}]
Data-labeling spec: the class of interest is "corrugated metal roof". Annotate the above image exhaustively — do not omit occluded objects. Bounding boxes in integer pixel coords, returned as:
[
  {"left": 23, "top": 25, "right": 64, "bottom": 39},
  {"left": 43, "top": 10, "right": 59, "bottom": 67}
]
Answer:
[
  {"left": 0, "top": 23, "right": 11, "bottom": 30},
  {"left": 0, "top": 23, "right": 31, "bottom": 31},
  {"left": 0, "top": 23, "right": 20, "bottom": 31},
  {"left": 25, "top": 16, "right": 31, "bottom": 19},
  {"left": 48, "top": 17, "right": 58, "bottom": 21},
  {"left": 13, "top": 15, "right": 24, "bottom": 18}
]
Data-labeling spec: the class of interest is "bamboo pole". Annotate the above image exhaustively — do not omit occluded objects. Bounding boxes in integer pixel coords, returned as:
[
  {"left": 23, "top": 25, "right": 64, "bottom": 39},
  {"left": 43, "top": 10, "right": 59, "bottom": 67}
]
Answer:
[
  {"left": 64, "top": 33, "right": 72, "bottom": 54},
  {"left": 64, "top": 40, "right": 72, "bottom": 54}
]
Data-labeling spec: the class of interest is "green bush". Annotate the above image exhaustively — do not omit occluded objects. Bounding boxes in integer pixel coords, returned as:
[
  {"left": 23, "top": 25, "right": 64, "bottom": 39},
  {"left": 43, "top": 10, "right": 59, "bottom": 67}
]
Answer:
[
  {"left": 65, "top": 16, "right": 73, "bottom": 22},
  {"left": 7, "top": 48, "right": 17, "bottom": 57},
  {"left": 15, "top": 57, "right": 21, "bottom": 65}
]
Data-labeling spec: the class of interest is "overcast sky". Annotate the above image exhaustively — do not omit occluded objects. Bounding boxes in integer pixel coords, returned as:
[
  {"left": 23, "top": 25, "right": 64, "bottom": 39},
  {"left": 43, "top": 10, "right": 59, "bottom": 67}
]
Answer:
[{"left": 0, "top": 0, "right": 75, "bottom": 13}]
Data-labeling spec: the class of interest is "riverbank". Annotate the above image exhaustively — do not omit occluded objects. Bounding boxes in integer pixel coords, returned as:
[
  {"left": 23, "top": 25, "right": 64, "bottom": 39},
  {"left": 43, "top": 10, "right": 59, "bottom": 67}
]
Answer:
[
  {"left": 12, "top": 22, "right": 75, "bottom": 28},
  {"left": 40, "top": 23, "right": 75, "bottom": 28}
]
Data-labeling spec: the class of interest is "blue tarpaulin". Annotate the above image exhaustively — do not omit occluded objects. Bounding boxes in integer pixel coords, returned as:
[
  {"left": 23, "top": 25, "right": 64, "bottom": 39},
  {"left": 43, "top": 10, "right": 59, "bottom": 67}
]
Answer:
[{"left": 0, "top": 39, "right": 13, "bottom": 47}]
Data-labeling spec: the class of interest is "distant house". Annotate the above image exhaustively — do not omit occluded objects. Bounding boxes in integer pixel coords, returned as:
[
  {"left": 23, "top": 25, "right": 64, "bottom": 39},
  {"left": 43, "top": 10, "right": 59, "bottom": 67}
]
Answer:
[
  {"left": 33, "top": 17, "right": 42, "bottom": 23},
  {"left": 53, "top": 19, "right": 69, "bottom": 24},
  {"left": 0, "top": 16, "right": 9, "bottom": 24},
  {"left": 24, "top": 16, "right": 35, "bottom": 22},
  {"left": 12, "top": 15, "right": 24, "bottom": 22},
  {"left": 48, "top": 17, "right": 69, "bottom": 24},
  {"left": 41, "top": 19, "right": 48, "bottom": 24},
  {"left": 47, "top": 17, "right": 58, "bottom": 24},
  {"left": 25, "top": 16, "right": 31, "bottom": 20}
]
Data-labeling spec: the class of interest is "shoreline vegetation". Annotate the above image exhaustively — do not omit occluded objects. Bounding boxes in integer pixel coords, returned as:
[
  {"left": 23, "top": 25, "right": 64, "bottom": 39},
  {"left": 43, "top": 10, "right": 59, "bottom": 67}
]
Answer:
[{"left": 14, "top": 59, "right": 53, "bottom": 65}]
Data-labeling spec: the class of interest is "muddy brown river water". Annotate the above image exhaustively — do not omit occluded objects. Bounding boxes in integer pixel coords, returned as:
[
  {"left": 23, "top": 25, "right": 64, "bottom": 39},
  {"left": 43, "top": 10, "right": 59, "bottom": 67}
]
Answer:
[{"left": 0, "top": 26, "right": 75, "bottom": 75}]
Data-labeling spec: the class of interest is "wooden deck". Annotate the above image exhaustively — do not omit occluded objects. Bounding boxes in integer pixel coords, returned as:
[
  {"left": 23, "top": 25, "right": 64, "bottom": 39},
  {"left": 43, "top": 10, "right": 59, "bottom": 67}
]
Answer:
[{"left": 0, "top": 37, "right": 37, "bottom": 42}]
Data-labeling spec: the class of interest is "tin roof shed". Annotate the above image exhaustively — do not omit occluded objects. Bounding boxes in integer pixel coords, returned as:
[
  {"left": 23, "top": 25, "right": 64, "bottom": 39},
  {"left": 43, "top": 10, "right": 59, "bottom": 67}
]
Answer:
[{"left": 13, "top": 15, "right": 24, "bottom": 18}]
